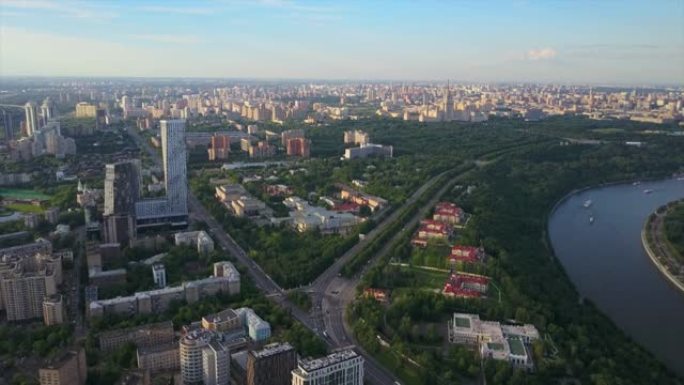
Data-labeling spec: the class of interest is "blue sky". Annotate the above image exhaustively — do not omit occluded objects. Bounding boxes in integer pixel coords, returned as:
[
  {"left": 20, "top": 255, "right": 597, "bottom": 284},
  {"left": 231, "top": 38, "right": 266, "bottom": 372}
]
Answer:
[{"left": 1, "top": 0, "right": 683, "bottom": 84}]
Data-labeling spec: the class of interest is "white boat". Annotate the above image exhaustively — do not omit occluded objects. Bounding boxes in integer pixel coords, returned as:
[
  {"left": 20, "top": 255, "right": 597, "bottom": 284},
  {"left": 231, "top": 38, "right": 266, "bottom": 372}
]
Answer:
[
  {"left": 644, "top": 189, "right": 653, "bottom": 194},
  {"left": 677, "top": 177, "right": 684, "bottom": 181},
  {"left": 583, "top": 199, "right": 593, "bottom": 208},
  {"left": 589, "top": 215, "right": 594, "bottom": 224},
  {"left": 633, "top": 181, "right": 641, "bottom": 186}
]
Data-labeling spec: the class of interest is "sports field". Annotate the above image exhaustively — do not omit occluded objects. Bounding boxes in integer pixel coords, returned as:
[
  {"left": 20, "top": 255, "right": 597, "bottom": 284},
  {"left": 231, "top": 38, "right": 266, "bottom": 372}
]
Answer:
[{"left": 0, "top": 188, "right": 52, "bottom": 201}]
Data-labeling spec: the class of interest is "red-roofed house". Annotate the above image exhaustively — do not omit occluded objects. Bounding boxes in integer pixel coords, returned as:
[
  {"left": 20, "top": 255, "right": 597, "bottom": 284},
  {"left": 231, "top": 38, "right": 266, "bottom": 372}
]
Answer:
[
  {"left": 449, "top": 246, "right": 485, "bottom": 264},
  {"left": 411, "top": 219, "right": 451, "bottom": 247},
  {"left": 433, "top": 202, "right": 465, "bottom": 225},
  {"left": 363, "top": 288, "right": 390, "bottom": 303},
  {"left": 442, "top": 272, "right": 490, "bottom": 298},
  {"left": 333, "top": 202, "right": 361, "bottom": 214}
]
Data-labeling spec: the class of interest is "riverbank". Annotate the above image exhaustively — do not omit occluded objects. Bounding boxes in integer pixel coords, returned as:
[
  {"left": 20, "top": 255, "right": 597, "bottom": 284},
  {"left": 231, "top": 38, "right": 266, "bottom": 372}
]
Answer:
[{"left": 642, "top": 200, "right": 684, "bottom": 294}]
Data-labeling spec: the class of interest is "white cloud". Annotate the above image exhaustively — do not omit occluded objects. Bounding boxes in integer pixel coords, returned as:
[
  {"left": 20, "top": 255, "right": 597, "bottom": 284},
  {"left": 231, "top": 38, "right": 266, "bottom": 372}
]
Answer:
[
  {"left": 526, "top": 48, "right": 557, "bottom": 61},
  {"left": 131, "top": 34, "right": 200, "bottom": 45},
  {"left": 1, "top": 0, "right": 117, "bottom": 20},
  {"left": 136, "top": 5, "right": 212, "bottom": 15}
]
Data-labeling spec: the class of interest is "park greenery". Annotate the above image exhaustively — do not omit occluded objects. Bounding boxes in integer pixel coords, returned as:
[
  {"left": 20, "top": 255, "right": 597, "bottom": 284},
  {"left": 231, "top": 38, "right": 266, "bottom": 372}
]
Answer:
[
  {"left": 347, "top": 117, "right": 684, "bottom": 385},
  {"left": 664, "top": 200, "right": 684, "bottom": 262}
]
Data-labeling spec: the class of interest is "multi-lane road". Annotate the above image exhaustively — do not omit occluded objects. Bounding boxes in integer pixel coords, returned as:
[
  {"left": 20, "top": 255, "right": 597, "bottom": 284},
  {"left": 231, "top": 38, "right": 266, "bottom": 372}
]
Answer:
[{"left": 127, "top": 124, "right": 545, "bottom": 385}]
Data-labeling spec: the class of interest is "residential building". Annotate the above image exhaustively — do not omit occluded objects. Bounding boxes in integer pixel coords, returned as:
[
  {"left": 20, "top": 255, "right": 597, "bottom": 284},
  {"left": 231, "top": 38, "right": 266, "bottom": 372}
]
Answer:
[
  {"left": 137, "top": 343, "right": 180, "bottom": 373},
  {"left": 0, "top": 253, "right": 62, "bottom": 321},
  {"left": 286, "top": 137, "right": 310, "bottom": 157},
  {"left": 236, "top": 307, "right": 271, "bottom": 342},
  {"left": 281, "top": 129, "right": 304, "bottom": 146},
  {"left": 433, "top": 202, "right": 465, "bottom": 225},
  {"left": 75, "top": 102, "right": 98, "bottom": 118},
  {"left": 208, "top": 135, "right": 230, "bottom": 161},
  {"left": 174, "top": 230, "right": 215, "bottom": 255},
  {"left": 212, "top": 261, "right": 241, "bottom": 294},
  {"left": 232, "top": 196, "right": 267, "bottom": 218},
  {"left": 104, "top": 160, "right": 141, "bottom": 216},
  {"left": 291, "top": 349, "right": 364, "bottom": 385},
  {"left": 43, "top": 294, "right": 65, "bottom": 326},
  {"left": 247, "top": 342, "right": 297, "bottom": 385},
  {"left": 39, "top": 347, "right": 87, "bottom": 385},
  {"left": 411, "top": 219, "right": 450, "bottom": 247},
  {"left": 248, "top": 141, "right": 276, "bottom": 158},
  {"left": 343, "top": 130, "right": 369, "bottom": 145},
  {"left": 450, "top": 245, "right": 485, "bottom": 264},
  {"left": 338, "top": 185, "right": 387, "bottom": 212},
  {"left": 98, "top": 321, "right": 175, "bottom": 352},
  {"left": 152, "top": 263, "right": 167, "bottom": 288},
  {"left": 343, "top": 143, "right": 393, "bottom": 160},
  {"left": 180, "top": 329, "right": 212, "bottom": 385},
  {"left": 135, "top": 119, "right": 188, "bottom": 230},
  {"left": 24, "top": 101, "right": 38, "bottom": 137},
  {"left": 88, "top": 263, "right": 240, "bottom": 319},
  {"left": 203, "top": 340, "right": 231, "bottom": 385},
  {"left": 202, "top": 308, "right": 242, "bottom": 333}
]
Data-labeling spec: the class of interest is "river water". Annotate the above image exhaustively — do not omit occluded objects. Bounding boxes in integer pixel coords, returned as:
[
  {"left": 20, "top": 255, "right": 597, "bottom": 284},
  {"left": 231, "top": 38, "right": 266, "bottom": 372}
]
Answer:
[{"left": 548, "top": 178, "right": 684, "bottom": 375}]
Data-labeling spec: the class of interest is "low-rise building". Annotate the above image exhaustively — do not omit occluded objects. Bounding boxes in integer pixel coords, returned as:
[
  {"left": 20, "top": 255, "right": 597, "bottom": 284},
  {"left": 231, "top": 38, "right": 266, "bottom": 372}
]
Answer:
[
  {"left": 449, "top": 245, "right": 485, "bottom": 264},
  {"left": 99, "top": 321, "right": 175, "bottom": 353},
  {"left": 39, "top": 347, "right": 87, "bottom": 385},
  {"left": 411, "top": 219, "right": 450, "bottom": 247},
  {"left": 137, "top": 342, "right": 180, "bottom": 373},
  {"left": 442, "top": 272, "right": 490, "bottom": 298},
  {"left": 343, "top": 143, "right": 393, "bottom": 160},
  {"left": 284, "top": 197, "right": 360, "bottom": 235},
  {"left": 236, "top": 307, "right": 271, "bottom": 342},
  {"left": 433, "top": 202, "right": 465, "bottom": 225},
  {"left": 175, "top": 230, "right": 215, "bottom": 255},
  {"left": 338, "top": 184, "right": 387, "bottom": 212},
  {"left": 448, "top": 313, "right": 540, "bottom": 370}
]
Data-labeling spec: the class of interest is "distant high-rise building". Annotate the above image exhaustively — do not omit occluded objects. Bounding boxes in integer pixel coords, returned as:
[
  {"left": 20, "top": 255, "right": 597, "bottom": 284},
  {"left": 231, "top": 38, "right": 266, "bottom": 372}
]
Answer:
[
  {"left": 103, "top": 160, "right": 141, "bottom": 245},
  {"left": 202, "top": 340, "right": 230, "bottom": 385},
  {"left": 41, "top": 97, "right": 56, "bottom": 126},
  {"left": 2, "top": 109, "right": 14, "bottom": 142},
  {"left": 135, "top": 119, "right": 189, "bottom": 230},
  {"left": 247, "top": 342, "right": 297, "bottom": 385},
  {"left": 442, "top": 81, "right": 454, "bottom": 122},
  {"left": 291, "top": 350, "right": 364, "bottom": 385},
  {"left": 161, "top": 119, "right": 188, "bottom": 215},
  {"left": 208, "top": 134, "right": 230, "bottom": 161},
  {"left": 286, "top": 138, "right": 310, "bottom": 158},
  {"left": 75, "top": 102, "right": 98, "bottom": 118},
  {"left": 24, "top": 101, "right": 38, "bottom": 137},
  {"left": 104, "top": 160, "right": 141, "bottom": 216}
]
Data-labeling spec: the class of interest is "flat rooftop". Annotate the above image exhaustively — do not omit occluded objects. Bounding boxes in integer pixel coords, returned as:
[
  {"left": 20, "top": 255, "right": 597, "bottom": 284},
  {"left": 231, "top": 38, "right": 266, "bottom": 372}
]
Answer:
[
  {"left": 298, "top": 349, "right": 358, "bottom": 372},
  {"left": 508, "top": 338, "right": 527, "bottom": 356},
  {"left": 252, "top": 342, "right": 294, "bottom": 359}
]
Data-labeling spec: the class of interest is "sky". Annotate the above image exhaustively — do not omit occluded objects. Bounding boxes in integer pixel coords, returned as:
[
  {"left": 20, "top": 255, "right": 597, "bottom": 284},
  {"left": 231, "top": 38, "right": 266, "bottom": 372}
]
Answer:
[{"left": 0, "top": 0, "right": 683, "bottom": 85}]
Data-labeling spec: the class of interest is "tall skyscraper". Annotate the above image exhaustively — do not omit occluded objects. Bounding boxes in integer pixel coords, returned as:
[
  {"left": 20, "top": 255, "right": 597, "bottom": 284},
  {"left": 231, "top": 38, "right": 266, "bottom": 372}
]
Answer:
[
  {"left": 103, "top": 160, "right": 141, "bottom": 245},
  {"left": 40, "top": 97, "right": 56, "bottom": 126},
  {"left": 442, "top": 81, "right": 454, "bottom": 122},
  {"left": 161, "top": 119, "right": 188, "bottom": 216},
  {"left": 104, "top": 160, "right": 141, "bottom": 216},
  {"left": 291, "top": 350, "right": 364, "bottom": 385},
  {"left": 135, "top": 119, "right": 188, "bottom": 229},
  {"left": 24, "top": 101, "right": 38, "bottom": 137},
  {"left": 2, "top": 109, "right": 14, "bottom": 142},
  {"left": 247, "top": 342, "right": 297, "bottom": 385}
]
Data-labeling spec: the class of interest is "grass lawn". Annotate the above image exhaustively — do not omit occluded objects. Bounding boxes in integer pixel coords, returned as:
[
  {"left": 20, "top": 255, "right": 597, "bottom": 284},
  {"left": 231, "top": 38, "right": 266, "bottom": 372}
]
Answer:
[
  {"left": 0, "top": 188, "right": 52, "bottom": 201},
  {"left": 6, "top": 203, "right": 45, "bottom": 214},
  {"left": 400, "top": 265, "right": 448, "bottom": 289},
  {"left": 375, "top": 348, "right": 424, "bottom": 385}
]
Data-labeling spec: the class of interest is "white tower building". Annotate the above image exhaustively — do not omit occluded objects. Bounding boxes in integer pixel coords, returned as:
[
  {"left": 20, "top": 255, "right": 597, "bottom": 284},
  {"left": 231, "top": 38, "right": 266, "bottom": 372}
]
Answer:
[{"left": 24, "top": 101, "right": 38, "bottom": 137}]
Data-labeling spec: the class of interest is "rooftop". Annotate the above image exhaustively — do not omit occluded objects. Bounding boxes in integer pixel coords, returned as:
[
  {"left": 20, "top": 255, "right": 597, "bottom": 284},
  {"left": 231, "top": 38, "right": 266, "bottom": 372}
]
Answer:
[
  {"left": 297, "top": 349, "right": 359, "bottom": 372},
  {"left": 251, "top": 342, "right": 294, "bottom": 359}
]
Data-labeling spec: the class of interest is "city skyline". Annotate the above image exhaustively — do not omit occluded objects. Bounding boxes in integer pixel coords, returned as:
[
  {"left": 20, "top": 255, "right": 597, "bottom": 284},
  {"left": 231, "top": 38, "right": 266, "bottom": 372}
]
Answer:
[{"left": 1, "top": 0, "right": 683, "bottom": 85}]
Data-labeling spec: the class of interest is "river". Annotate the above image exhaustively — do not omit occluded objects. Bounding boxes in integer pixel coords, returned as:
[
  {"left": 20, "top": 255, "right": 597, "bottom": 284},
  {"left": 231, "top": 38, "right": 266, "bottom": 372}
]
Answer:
[{"left": 548, "top": 178, "right": 684, "bottom": 375}]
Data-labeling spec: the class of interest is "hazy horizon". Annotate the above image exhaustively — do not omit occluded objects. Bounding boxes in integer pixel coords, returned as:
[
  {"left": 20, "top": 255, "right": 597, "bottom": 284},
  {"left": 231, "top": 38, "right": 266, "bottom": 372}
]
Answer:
[{"left": 1, "top": 0, "right": 683, "bottom": 85}]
